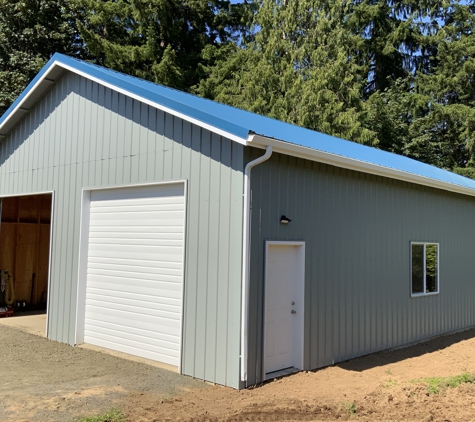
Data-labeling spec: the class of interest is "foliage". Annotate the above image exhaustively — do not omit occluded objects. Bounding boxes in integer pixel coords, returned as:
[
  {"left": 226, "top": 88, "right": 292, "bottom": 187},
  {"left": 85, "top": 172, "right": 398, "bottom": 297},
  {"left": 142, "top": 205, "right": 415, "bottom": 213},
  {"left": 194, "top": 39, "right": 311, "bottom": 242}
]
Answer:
[
  {"left": 196, "top": 0, "right": 377, "bottom": 146},
  {"left": 413, "top": 372, "right": 474, "bottom": 394},
  {"left": 0, "top": 0, "right": 88, "bottom": 115},
  {"left": 1, "top": 0, "right": 475, "bottom": 178},
  {"left": 76, "top": 408, "right": 127, "bottom": 422},
  {"left": 75, "top": 0, "right": 254, "bottom": 91}
]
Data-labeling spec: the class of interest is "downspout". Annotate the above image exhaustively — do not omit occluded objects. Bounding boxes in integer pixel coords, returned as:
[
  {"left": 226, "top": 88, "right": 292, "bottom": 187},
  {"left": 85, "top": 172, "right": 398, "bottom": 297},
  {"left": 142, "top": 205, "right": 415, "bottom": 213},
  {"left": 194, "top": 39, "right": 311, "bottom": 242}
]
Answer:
[{"left": 241, "top": 144, "right": 272, "bottom": 383}]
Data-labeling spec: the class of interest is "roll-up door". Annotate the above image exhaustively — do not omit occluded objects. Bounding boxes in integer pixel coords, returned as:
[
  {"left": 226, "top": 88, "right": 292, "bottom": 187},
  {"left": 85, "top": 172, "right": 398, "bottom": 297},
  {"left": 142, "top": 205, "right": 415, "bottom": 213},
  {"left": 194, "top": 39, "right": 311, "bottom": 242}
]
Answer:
[{"left": 83, "top": 183, "right": 185, "bottom": 367}]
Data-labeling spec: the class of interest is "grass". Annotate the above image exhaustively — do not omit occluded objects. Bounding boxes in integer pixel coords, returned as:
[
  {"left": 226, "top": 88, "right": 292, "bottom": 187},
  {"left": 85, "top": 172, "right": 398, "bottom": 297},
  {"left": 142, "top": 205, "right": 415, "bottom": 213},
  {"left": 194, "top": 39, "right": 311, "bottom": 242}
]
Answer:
[
  {"left": 76, "top": 409, "right": 127, "bottom": 422},
  {"left": 413, "top": 372, "right": 474, "bottom": 394},
  {"left": 347, "top": 401, "right": 356, "bottom": 416},
  {"left": 384, "top": 379, "right": 397, "bottom": 388}
]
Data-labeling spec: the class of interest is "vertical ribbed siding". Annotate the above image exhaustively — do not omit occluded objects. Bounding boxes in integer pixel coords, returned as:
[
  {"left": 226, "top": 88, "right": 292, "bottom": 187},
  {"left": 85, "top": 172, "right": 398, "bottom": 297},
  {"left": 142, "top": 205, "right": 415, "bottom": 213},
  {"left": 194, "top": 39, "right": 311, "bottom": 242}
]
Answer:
[
  {"left": 0, "top": 72, "right": 244, "bottom": 389},
  {"left": 247, "top": 148, "right": 475, "bottom": 386}
]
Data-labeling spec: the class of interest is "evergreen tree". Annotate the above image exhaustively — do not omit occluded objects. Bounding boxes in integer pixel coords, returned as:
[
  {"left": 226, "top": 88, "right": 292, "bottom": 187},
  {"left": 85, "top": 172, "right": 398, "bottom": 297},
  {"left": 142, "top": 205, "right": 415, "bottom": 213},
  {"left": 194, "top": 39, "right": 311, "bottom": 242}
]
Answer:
[
  {"left": 76, "top": 0, "right": 252, "bottom": 91},
  {"left": 0, "top": 0, "right": 87, "bottom": 115},
  {"left": 368, "top": 1, "right": 475, "bottom": 173},
  {"left": 197, "top": 0, "right": 377, "bottom": 146}
]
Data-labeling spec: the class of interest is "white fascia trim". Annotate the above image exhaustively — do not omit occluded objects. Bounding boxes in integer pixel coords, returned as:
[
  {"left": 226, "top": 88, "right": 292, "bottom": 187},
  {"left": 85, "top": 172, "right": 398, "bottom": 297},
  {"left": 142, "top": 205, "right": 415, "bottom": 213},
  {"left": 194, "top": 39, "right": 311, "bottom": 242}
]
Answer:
[
  {"left": 249, "top": 135, "right": 475, "bottom": 198},
  {"left": 0, "top": 60, "right": 249, "bottom": 146},
  {"left": 0, "top": 71, "right": 56, "bottom": 135},
  {"left": 57, "top": 62, "right": 248, "bottom": 146}
]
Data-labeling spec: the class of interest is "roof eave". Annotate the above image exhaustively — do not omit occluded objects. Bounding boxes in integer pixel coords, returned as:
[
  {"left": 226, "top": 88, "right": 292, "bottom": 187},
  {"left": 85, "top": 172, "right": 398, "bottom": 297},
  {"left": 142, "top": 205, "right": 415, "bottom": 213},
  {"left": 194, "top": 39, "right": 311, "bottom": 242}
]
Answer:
[
  {"left": 248, "top": 134, "right": 475, "bottom": 198},
  {"left": 0, "top": 56, "right": 249, "bottom": 147}
]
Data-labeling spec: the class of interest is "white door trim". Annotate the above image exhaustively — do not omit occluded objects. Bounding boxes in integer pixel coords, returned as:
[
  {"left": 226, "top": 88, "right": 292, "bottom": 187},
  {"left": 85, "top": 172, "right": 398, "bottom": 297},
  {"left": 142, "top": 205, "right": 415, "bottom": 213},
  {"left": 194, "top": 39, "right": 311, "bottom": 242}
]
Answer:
[
  {"left": 0, "top": 191, "right": 54, "bottom": 338},
  {"left": 263, "top": 240, "right": 305, "bottom": 379},
  {"left": 74, "top": 180, "right": 188, "bottom": 374}
]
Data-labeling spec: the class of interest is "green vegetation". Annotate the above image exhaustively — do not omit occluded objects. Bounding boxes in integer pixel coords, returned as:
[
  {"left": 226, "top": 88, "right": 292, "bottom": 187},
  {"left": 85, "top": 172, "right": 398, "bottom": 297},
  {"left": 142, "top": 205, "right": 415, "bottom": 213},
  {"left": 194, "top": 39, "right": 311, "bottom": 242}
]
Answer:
[
  {"left": 1, "top": 0, "right": 475, "bottom": 178},
  {"left": 347, "top": 401, "right": 356, "bottom": 416},
  {"left": 413, "top": 372, "right": 474, "bottom": 394},
  {"left": 384, "top": 379, "right": 397, "bottom": 389},
  {"left": 76, "top": 408, "right": 127, "bottom": 422}
]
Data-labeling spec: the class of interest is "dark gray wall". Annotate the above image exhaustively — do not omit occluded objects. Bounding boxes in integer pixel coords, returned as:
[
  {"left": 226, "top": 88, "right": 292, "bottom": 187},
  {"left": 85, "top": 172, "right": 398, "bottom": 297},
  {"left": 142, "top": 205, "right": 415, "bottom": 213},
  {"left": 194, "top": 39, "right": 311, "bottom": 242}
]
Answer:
[
  {"left": 0, "top": 72, "right": 244, "bottom": 388},
  {"left": 247, "top": 148, "right": 475, "bottom": 386}
]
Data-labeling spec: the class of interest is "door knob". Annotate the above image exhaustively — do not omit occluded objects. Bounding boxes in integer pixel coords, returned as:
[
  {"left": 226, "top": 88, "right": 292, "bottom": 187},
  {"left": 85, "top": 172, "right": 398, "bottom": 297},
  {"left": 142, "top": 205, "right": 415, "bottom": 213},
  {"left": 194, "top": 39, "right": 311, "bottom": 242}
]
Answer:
[{"left": 291, "top": 310, "right": 296, "bottom": 314}]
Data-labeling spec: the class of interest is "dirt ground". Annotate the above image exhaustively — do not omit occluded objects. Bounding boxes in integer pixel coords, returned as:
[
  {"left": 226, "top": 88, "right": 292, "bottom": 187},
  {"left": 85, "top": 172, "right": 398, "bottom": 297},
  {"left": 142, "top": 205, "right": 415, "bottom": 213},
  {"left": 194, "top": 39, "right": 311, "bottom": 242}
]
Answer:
[
  {"left": 0, "top": 325, "right": 206, "bottom": 422},
  {"left": 3, "top": 324, "right": 475, "bottom": 421}
]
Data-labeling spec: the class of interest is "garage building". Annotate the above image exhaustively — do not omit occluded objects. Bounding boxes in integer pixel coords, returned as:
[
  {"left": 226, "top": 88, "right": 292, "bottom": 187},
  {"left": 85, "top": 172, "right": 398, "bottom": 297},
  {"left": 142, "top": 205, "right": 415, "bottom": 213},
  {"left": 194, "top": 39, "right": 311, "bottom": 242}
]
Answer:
[{"left": 2, "top": 54, "right": 475, "bottom": 389}]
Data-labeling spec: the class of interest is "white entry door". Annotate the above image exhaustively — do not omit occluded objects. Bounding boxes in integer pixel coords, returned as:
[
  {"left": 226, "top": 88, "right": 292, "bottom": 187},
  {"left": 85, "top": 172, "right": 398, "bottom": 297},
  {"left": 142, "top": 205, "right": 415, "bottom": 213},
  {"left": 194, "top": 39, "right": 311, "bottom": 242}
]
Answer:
[
  {"left": 264, "top": 242, "right": 305, "bottom": 375},
  {"left": 83, "top": 183, "right": 185, "bottom": 367}
]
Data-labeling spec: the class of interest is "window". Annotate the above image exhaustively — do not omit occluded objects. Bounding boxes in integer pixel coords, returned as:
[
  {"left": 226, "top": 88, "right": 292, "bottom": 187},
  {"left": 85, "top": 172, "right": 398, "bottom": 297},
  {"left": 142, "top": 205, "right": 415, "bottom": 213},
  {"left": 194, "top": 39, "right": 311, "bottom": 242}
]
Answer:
[{"left": 411, "top": 242, "right": 439, "bottom": 296}]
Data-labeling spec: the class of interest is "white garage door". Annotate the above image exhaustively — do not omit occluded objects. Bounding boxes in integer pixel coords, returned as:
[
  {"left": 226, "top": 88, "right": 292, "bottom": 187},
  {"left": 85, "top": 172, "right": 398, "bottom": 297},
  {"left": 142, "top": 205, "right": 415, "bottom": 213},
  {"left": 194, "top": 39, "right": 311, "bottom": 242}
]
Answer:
[{"left": 83, "top": 183, "right": 185, "bottom": 367}]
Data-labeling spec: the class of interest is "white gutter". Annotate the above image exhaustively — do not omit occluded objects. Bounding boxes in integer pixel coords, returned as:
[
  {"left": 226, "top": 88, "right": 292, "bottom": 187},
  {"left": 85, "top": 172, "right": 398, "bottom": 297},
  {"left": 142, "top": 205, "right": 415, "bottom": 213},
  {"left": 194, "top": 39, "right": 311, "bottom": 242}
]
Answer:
[
  {"left": 249, "top": 135, "right": 475, "bottom": 199},
  {"left": 240, "top": 143, "right": 272, "bottom": 383}
]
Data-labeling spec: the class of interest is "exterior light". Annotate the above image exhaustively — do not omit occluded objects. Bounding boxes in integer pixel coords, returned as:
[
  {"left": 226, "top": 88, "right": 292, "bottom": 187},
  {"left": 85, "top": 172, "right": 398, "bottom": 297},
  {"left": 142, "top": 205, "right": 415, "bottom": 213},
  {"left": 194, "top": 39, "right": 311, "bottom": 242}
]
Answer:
[{"left": 280, "top": 215, "right": 292, "bottom": 224}]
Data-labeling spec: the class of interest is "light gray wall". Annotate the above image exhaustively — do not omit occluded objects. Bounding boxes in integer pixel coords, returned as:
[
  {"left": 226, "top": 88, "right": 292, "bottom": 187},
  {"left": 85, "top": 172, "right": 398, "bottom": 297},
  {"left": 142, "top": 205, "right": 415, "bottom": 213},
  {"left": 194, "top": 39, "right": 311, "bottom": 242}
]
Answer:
[
  {"left": 247, "top": 148, "right": 475, "bottom": 386},
  {"left": 0, "top": 72, "right": 244, "bottom": 388}
]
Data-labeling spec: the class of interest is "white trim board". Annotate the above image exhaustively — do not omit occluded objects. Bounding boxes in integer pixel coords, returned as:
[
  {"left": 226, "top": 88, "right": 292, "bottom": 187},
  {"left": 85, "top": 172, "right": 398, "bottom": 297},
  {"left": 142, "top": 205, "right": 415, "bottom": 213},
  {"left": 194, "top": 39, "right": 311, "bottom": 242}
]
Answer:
[
  {"left": 0, "top": 60, "right": 248, "bottom": 146},
  {"left": 75, "top": 180, "right": 187, "bottom": 374},
  {"left": 0, "top": 190, "right": 55, "bottom": 338}
]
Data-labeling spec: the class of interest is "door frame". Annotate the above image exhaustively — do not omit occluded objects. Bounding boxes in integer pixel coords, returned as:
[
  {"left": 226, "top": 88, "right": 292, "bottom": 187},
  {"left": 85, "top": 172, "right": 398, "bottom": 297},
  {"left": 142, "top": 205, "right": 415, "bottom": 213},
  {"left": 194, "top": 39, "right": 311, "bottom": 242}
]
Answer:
[
  {"left": 263, "top": 240, "right": 305, "bottom": 379},
  {"left": 0, "top": 190, "right": 55, "bottom": 338},
  {"left": 74, "top": 180, "right": 188, "bottom": 373}
]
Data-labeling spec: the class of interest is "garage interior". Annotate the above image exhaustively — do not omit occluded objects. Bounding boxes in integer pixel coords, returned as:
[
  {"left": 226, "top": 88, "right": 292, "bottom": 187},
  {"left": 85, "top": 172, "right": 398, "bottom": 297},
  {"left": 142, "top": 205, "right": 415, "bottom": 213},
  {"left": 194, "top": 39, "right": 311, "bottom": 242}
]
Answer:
[{"left": 0, "top": 194, "right": 52, "bottom": 320}]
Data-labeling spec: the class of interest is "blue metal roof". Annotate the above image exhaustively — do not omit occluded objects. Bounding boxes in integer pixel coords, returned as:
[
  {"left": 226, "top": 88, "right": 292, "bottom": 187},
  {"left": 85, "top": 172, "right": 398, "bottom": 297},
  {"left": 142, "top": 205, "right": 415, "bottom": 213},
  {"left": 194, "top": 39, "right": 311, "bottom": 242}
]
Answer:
[{"left": 2, "top": 52, "right": 475, "bottom": 192}]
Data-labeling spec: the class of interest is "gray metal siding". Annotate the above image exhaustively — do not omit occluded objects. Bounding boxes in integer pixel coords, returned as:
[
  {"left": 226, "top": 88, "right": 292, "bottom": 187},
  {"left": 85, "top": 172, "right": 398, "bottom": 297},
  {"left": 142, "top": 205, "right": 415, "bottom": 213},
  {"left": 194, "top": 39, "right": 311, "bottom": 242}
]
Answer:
[
  {"left": 0, "top": 72, "right": 244, "bottom": 388},
  {"left": 247, "top": 148, "right": 475, "bottom": 386}
]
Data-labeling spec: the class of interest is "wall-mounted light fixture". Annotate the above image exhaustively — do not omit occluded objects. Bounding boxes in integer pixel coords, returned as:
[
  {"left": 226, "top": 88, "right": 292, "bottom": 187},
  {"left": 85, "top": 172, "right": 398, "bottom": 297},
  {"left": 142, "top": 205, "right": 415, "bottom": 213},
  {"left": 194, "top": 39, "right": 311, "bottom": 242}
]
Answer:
[{"left": 280, "top": 215, "right": 292, "bottom": 224}]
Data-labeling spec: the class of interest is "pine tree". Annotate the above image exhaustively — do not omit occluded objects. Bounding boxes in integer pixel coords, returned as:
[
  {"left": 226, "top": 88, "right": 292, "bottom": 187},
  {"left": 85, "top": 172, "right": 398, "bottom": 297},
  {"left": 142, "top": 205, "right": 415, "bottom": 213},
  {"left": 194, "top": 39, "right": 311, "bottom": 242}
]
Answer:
[
  {"left": 197, "top": 0, "right": 377, "bottom": 146},
  {"left": 0, "top": 0, "right": 87, "bottom": 115},
  {"left": 76, "top": 0, "right": 251, "bottom": 91}
]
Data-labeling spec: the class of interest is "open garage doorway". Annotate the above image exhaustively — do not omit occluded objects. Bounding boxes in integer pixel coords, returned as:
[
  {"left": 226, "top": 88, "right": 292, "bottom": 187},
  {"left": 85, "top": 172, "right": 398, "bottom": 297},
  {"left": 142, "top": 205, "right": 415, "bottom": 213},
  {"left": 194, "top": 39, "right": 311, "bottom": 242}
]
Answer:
[{"left": 0, "top": 193, "right": 53, "bottom": 336}]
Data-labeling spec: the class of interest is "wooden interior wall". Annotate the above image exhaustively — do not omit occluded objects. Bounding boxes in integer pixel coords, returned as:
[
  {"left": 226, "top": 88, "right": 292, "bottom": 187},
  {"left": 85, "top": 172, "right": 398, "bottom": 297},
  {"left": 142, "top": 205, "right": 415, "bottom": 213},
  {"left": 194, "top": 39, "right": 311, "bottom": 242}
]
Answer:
[{"left": 0, "top": 194, "right": 52, "bottom": 307}]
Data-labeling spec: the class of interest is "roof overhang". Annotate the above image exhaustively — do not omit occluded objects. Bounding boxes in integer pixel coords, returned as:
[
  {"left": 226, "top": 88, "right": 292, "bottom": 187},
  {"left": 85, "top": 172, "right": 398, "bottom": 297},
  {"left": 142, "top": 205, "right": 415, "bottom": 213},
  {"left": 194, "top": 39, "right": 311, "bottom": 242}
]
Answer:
[
  {"left": 248, "top": 134, "right": 475, "bottom": 198},
  {"left": 0, "top": 57, "right": 249, "bottom": 146},
  {"left": 2, "top": 54, "right": 475, "bottom": 200}
]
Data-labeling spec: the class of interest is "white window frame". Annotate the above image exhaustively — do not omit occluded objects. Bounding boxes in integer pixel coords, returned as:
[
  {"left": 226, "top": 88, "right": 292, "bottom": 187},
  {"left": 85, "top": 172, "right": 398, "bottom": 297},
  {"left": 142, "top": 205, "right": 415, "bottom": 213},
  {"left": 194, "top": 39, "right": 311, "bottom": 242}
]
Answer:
[{"left": 410, "top": 242, "right": 440, "bottom": 297}]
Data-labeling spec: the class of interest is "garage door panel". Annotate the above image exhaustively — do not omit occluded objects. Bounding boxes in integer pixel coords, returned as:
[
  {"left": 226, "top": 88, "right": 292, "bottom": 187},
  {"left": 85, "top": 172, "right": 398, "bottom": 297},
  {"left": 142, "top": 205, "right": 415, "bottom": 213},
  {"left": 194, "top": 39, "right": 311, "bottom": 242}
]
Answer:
[
  {"left": 86, "top": 300, "right": 181, "bottom": 322},
  {"left": 83, "top": 336, "right": 179, "bottom": 366},
  {"left": 89, "top": 231, "right": 183, "bottom": 241},
  {"left": 86, "top": 318, "right": 180, "bottom": 344},
  {"left": 90, "top": 212, "right": 184, "bottom": 225},
  {"left": 88, "top": 270, "right": 182, "bottom": 284},
  {"left": 85, "top": 310, "right": 181, "bottom": 335},
  {"left": 87, "top": 257, "right": 182, "bottom": 270},
  {"left": 84, "top": 183, "right": 185, "bottom": 367},
  {"left": 86, "top": 281, "right": 182, "bottom": 301},
  {"left": 88, "top": 267, "right": 183, "bottom": 282},
  {"left": 92, "top": 196, "right": 183, "bottom": 204},
  {"left": 85, "top": 325, "right": 179, "bottom": 353},
  {"left": 88, "top": 237, "right": 183, "bottom": 247},
  {"left": 88, "top": 262, "right": 183, "bottom": 276},
  {"left": 91, "top": 203, "right": 184, "bottom": 213},
  {"left": 87, "top": 287, "right": 181, "bottom": 305},
  {"left": 89, "top": 226, "right": 183, "bottom": 234},
  {"left": 91, "top": 186, "right": 183, "bottom": 201},
  {"left": 87, "top": 249, "right": 183, "bottom": 262},
  {"left": 87, "top": 292, "right": 181, "bottom": 312},
  {"left": 88, "top": 273, "right": 182, "bottom": 286}
]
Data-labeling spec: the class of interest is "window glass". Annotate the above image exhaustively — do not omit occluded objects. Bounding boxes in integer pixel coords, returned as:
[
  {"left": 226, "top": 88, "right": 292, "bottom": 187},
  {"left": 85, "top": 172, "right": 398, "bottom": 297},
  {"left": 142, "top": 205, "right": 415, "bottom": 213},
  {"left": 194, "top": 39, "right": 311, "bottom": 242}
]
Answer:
[
  {"left": 412, "top": 244, "right": 424, "bottom": 294},
  {"left": 425, "top": 244, "right": 438, "bottom": 293}
]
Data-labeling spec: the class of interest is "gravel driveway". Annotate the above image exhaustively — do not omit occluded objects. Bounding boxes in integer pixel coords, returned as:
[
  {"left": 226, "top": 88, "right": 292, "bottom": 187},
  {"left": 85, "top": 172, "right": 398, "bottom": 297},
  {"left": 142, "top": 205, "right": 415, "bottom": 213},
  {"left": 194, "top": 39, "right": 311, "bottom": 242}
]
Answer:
[{"left": 0, "top": 325, "right": 206, "bottom": 421}]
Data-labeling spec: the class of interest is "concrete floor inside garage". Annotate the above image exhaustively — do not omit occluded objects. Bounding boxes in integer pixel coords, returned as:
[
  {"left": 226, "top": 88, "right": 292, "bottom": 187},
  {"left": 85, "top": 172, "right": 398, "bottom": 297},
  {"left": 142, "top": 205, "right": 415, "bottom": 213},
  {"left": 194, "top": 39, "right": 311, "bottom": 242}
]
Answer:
[{"left": 0, "top": 310, "right": 46, "bottom": 337}]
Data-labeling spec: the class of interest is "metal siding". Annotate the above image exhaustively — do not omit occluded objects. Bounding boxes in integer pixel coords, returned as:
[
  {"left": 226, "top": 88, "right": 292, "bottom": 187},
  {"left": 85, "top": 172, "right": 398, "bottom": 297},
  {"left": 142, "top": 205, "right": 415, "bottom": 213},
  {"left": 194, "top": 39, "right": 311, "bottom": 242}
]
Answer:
[
  {"left": 0, "top": 72, "right": 244, "bottom": 388},
  {"left": 247, "top": 148, "right": 475, "bottom": 386}
]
